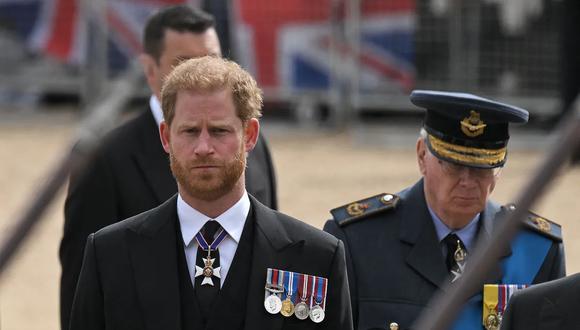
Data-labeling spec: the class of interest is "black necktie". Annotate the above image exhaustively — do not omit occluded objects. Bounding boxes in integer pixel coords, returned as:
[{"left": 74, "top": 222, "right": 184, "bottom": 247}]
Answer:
[
  {"left": 195, "top": 220, "right": 222, "bottom": 318},
  {"left": 443, "top": 233, "right": 467, "bottom": 283}
]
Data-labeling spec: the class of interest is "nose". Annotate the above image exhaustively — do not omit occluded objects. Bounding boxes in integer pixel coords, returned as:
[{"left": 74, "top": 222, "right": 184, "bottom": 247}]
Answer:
[
  {"left": 193, "top": 130, "right": 214, "bottom": 156},
  {"left": 458, "top": 167, "right": 478, "bottom": 184}
]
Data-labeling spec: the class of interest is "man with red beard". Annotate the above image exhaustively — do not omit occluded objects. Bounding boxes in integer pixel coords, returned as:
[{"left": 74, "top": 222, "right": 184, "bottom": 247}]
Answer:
[
  {"left": 325, "top": 91, "right": 565, "bottom": 330},
  {"left": 68, "top": 56, "right": 353, "bottom": 330},
  {"left": 60, "top": 6, "right": 277, "bottom": 330}
]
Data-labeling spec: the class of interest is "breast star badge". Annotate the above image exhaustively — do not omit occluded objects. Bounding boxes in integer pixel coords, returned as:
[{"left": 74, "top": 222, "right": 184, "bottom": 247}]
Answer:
[{"left": 451, "top": 262, "right": 466, "bottom": 283}]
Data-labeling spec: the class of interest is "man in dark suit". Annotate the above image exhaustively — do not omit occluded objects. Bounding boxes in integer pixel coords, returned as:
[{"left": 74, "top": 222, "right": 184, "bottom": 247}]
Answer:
[
  {"left": 500, "top": 273, "right": 580, "bottom": 330},
  {"left": 324, "top": 91, "right": 565, "bottom": 330},
  {"left": 60, "top": 6, "right": 278, "bottom": 329},
  {"left": 68, "top": 56, "right": 352, "bottom": 330}
]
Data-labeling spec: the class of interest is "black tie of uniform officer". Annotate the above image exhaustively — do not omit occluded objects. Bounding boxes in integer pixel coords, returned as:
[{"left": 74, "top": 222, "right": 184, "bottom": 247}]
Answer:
[{"left": 443, "top": 233, "right": 467, "bottom": 282}]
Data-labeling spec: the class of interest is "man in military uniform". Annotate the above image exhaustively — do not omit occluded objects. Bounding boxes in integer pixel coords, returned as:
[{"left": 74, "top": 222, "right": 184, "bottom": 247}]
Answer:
[{"left": 324, "top": 90, "right": 566, "bottom": 330}]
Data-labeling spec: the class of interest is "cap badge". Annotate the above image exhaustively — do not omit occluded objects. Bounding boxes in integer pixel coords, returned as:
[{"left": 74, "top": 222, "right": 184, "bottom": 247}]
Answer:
[{"left": 461, "top": 110, "right": 487, "bottom": 137}]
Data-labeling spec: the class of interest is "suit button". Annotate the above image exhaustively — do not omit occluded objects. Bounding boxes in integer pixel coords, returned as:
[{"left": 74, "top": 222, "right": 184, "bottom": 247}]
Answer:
[{"left": 389, "top": 322, "right": 399, "bottom": 330}]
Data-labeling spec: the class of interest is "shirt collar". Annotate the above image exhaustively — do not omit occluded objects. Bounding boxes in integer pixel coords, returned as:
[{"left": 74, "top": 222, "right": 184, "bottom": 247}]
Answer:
[
  {"left": 149, "top": 95, "right": 164, "bottom": 127},
  {"left": 427, "top": 205, "right": 480, "bottom": 252},
  {"left": 177, "top": 191, "right": 251, "bottom": 247}
]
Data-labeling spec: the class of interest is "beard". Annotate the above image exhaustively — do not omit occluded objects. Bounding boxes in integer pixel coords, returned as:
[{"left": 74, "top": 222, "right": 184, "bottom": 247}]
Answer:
[{"left": 169, "top": 144, "right": 246, "bottom": 202}]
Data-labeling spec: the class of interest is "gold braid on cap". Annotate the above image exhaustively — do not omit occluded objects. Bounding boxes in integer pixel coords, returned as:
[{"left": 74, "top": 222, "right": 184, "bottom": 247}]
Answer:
[{"left": 428, "top": 134, "right": 507, "bottom": 166}]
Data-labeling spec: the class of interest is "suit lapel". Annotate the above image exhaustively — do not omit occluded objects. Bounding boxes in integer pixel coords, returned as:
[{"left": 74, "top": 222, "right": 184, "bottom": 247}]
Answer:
[
  {"left": 132, "top": 109, "right": 176, "bottom": 203},
  {"left": 476, "top": 201, "right": 509, "bottom": 286},
  {"left": 127, "top": 196, "right": 181, "bottom": 330},
  {"left": 243, "top": 197, "right": 302, "bottom": 330},
  {"left": 400, "top": 180, "right": 449, "bottom": 288}
]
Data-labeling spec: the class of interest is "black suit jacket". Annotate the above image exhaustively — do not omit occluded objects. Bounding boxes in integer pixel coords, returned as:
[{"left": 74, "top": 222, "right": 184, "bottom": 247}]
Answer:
[
  {"left": 69, "top": 195, "right": 353, "bottom": 330},
  {"left": 324, "top": 179, "right": 565, "bottom": 330},
  {"left": 60, "top": 109, "right": 277, "bottom": 329},
  {"left": 501, "top": 273, "right": 580, "bottom": 330}
]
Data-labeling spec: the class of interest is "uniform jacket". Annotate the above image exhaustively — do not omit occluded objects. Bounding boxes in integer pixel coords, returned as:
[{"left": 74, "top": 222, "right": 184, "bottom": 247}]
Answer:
[
  {"left": 324, "top": 179, "right": 565, "bottom": 330},
  {"left": 60, "top": 109, "right": 277, "bottom": 329},
  {"left": 68, "top": 195, "right": 353, "bottom": 330},
  {"left": 501, "top": 273, "right": 580, "bottom": 330}
]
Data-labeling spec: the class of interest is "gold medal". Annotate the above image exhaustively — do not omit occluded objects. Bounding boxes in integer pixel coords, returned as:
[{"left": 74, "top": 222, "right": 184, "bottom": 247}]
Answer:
[
  {"left": 484, "top": 313, "right": 500, "bottom": 330},
  {"left": 281, "top": 298, "right": 295, "bottom": 317}
]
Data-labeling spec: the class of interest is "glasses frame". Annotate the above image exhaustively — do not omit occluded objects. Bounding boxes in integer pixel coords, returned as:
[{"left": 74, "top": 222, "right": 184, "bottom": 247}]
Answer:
[{"left": 436, "top": 158, "right": 502, "bottom": 179}]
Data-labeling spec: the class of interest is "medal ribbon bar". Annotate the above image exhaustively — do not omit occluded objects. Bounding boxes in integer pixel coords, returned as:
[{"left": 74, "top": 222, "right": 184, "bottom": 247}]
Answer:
[
  {"left": 282, "top": 270, "right": 295, "bottom": 302},
  {"left": 311, "top": 275, "right": 327, "bottom": 310},
  {"left": 483, "top": 284, "right": 528, "bottom": 328}
]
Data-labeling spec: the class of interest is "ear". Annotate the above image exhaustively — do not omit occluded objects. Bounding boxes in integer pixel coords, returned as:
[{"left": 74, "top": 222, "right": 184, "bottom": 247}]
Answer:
[
  {"left": 139, "top": 54, "right": 157, "bottom": 92},
  {"left": 417, "top": 138, "right": 427, "bottom": 175},
  {"left": 489, "top": 173, "right": 499, "bottom": 193},
  {"left": 243, "top": 118, "right": 260, "bottom": 152},
  {"left": 159, "top": 120, "right": 171, "bottom": 154}
]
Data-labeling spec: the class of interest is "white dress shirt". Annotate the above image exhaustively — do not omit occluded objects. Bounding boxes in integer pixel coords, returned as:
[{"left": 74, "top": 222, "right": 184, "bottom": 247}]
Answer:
[
  {"left": 149, "top": 95, "right": 164, "bottom": 127},
  {"left": 177, "top": 191, "right": 251, "bottom": 288}
]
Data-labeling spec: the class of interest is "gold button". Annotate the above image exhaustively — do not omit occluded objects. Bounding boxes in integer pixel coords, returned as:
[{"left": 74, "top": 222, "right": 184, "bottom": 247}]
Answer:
[{"left": 389, "top": 322, "right": 399, "bottom": 330}]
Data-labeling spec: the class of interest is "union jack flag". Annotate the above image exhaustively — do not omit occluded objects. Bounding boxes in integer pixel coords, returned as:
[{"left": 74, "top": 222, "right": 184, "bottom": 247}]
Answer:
[
  {"left": 1, "top": 0, "right": 192, "bottom": 65},
  {"left": 235, "top": 0, "right": 416, "bottom": 93}
]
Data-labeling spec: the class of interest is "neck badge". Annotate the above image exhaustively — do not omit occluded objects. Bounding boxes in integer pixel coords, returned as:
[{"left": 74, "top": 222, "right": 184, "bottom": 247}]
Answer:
[
  {"left": 193, "top": 227, "right": 227, "bottom": 286},
  {"left": 451, "top": 240, "right": 467, "bottom": 283}
]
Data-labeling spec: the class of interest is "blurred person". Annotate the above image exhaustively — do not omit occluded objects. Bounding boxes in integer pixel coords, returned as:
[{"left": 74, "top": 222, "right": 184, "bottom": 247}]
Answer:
[
  {"left": 555, "top": 0, "right": 580, "bottom": 129},
  {"left": 500, "top": 273, "right": 580, "bottom": 330},
  {"left": 60, "top": 5, "right": 278, "bottom": 330},
  {"left": 564, "top": 0, "right": 580, "bottom": 165},
  {"left": 68, "top": 56, "right": 353, "bottom": 330},
  {"left": 324, "top": 91, "right": 565, "bottom": 330}
]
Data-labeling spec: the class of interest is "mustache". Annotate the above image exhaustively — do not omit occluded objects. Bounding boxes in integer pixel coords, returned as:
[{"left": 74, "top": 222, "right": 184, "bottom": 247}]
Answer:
[{"left": 186, "top": 156, "right": 224, "bottom": 167}]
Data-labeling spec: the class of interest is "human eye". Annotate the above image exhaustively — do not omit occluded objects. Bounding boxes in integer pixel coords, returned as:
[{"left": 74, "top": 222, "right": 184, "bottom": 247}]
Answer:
[
  {"left": 473, "top": 167, "right": 494, "bottom": 178},
  {"left": 450, "top": 163, "right": 464, "bottom": 172},
  {"left": 210, "top": 127, "right": 230, "bottom": 135},
  {"left": 182, "top": 127, "right": 200, "bottom": 135}
]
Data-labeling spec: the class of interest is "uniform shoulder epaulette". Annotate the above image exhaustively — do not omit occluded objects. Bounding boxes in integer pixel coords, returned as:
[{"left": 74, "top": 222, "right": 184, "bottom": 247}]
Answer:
[
  {"left": 504, "top": 204, "right": 562, "bottom": 242},
  {"left": 331, "top": 193, "right": 400, "bottom": 227}
]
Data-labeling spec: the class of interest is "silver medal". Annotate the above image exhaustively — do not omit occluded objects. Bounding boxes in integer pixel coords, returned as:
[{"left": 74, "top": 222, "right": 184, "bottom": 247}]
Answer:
[
  {"left": 294, "top": 301, "right": 310, "bottom": 320},
  {"left": 264, "top": 294, "right": 282, "bottom": 314},
  {"left": 309, "top": 305, "right": 325, "bottom": 323}
]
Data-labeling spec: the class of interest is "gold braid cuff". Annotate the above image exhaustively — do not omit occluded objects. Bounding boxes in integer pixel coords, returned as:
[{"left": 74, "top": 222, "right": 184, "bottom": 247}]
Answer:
[{"left": 428, "top": 134, "right": 507, "bottom": 166}]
